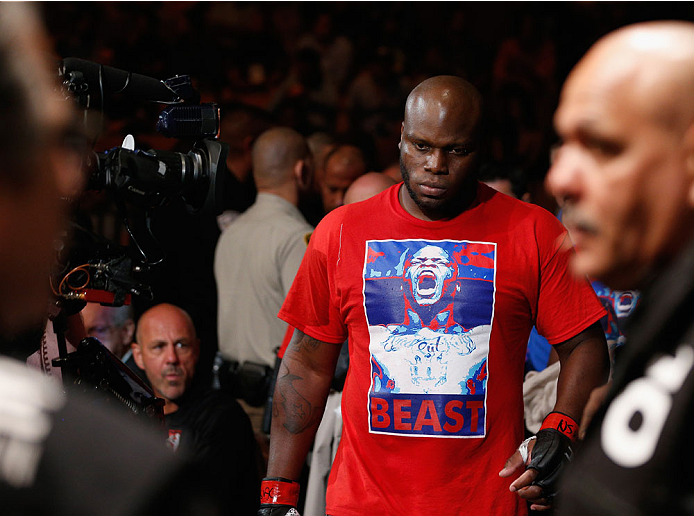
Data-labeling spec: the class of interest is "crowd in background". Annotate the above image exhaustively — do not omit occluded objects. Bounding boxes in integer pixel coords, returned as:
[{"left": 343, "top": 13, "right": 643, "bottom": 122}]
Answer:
[{"left": 42, "top": 2, "right": 694, "bottom": 210}]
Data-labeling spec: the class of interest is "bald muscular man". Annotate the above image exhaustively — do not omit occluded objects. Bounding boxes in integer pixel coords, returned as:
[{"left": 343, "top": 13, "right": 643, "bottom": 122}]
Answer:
[
  {"left": 545, "top": 22, "right": 694, "bottom": 515},
  {"left": 259, "top": 76, "right": 609, "bottom": 515}
]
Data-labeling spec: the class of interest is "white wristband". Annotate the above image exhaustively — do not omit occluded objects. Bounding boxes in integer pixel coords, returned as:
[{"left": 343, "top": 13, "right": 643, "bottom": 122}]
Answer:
[{"left": 518, "top": 435, "right": 537, "bottom": 464}]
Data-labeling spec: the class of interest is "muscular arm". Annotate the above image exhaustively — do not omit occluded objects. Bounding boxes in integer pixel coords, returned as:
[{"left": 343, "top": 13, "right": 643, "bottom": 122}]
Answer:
[
  {"left": 553, "top": 321, "right": 610, "bottom": 423},
  {"left": 266, "top": 328, "right": 343, "bottom": 480}
]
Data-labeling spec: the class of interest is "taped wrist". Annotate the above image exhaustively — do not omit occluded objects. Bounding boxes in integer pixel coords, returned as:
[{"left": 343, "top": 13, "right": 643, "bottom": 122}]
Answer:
[
  {"left": 540, "top": 411, "right": 578, "bottom": 442},
  {"left": 527, "top": 412, "right": 576, "bottom": 498},
  {"left": 258, "top": 477, "right": 300, "bottom": 516}
]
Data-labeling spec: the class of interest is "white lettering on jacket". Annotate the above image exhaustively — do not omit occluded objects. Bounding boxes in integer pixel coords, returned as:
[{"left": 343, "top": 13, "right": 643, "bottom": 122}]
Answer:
[{"left": 601, "top": 344, "right": 694, "bottom": 468}]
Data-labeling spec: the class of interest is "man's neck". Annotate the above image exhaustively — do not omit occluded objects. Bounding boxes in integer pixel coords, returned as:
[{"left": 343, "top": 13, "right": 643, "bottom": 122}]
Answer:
[{"left": 258, "top": 184, "right": 299, "bottom": 207}]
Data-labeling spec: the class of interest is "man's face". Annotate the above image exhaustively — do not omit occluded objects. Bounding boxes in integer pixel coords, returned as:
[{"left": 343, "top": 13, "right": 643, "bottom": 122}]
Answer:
[
  {"left": 321, "top": 160, "right": 364, "bottom": 213},
  {"left": 399, "top": 96, "right": 479, "bottom": 220},
  {"left": 82, "top": 304, "right": 132, "bottom": 358},
  {"left": 133, "top": 309, "right": 199, "bottom": 403},
  {"left": 546, "top": 59, "right": 693, "bottom": 289},
  {"left": 405, "top": 246, "right": 454, "bottom": 305}
]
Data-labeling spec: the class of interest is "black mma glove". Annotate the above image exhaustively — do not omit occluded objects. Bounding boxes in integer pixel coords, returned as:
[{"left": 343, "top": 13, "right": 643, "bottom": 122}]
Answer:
[
  {"left": 527, "top": 411, "right": 577, "bottom": 502},
  {"left": 258, "top": 477, "right": 301, "bottom": 516}
]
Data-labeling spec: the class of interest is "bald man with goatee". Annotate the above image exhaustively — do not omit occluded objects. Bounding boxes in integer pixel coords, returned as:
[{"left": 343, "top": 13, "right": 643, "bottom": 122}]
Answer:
[
  {"left": 545, "top": 22, "right": 694, "bottom": 515},
  {"left": 259, "top": 76, "right": 608, "bottom": 516}
]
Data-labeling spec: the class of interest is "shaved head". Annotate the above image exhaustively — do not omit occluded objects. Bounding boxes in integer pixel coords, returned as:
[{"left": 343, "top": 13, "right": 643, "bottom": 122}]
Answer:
[
  {"left": 251, "top": 127, "right": 310, "bottom": 189},
  {"left": 344, "top": 172, "right": 397, "bottom": 205},
  {"left": 133, "top": 303, "right": 199, "bottom": 409},
  {"left": 547, "top": 21, "right": 694, "bottom": 289},
  {"left": 404, "top": 76, "right": 483, "bottom": 139},
  {"left": 564, "top": 22, "right": 694, "bottom": 133},
  {"left": 399, "top": 75, "right": 484, "bottom": 221},
  {"left": 136, "top": 303, "right": 197, "bottom": 346}
]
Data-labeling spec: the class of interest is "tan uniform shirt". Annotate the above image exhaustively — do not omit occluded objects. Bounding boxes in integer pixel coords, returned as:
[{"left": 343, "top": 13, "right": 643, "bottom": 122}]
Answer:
[{"left": 214, "top": 193, "right": 312, "bottom": 368}]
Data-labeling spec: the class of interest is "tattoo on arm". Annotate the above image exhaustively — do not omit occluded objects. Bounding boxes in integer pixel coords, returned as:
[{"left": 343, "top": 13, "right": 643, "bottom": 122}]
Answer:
[
  {"left": 276, "top": 366, "right": 324, "bottom": 434},
  {"left": 290, "top": 334, "right": 321, "bottom": 355}
]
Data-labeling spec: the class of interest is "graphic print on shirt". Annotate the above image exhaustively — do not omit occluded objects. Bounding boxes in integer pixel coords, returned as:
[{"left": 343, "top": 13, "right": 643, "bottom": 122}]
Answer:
[{"left": 364, "top": 239, "right": 496, "bottom": 438}]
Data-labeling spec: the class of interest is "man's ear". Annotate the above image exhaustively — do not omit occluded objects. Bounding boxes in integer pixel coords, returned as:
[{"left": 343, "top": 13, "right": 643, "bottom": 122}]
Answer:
[
  {"left": 398, "top": 122, "right": 404, "bottom": 150},
  {"left": 294, "top": 159, "right": 311, "bottom": 191},
  {"left": 132, "top": 342, "right": 145, "bottom": 369}
]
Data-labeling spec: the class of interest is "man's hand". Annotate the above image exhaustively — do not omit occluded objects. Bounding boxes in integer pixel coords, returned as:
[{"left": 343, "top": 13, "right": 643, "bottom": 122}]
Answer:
[
  {"left": 499, "top": 437, "right": 552, "bottom": 511},
  {"left": 500, "top": 411, "right": 577, "bottom": 510}
]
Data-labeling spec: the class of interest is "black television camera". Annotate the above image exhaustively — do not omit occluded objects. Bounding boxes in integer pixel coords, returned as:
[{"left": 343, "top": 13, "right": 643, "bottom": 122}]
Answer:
[{"left": 50, "top": 58, "right": 230, "bottom": 421}]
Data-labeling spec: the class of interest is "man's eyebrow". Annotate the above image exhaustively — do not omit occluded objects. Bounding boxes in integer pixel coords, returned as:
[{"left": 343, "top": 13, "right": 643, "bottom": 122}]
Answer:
[
  {"left": 556, "top": 112, "right": 602, "bottom": 135},
  {"left": 405, "top": 132, "right": 427, "bottom": 142},
  {"left": 405, "top": 132, "right": 474, "bottom": 148}
]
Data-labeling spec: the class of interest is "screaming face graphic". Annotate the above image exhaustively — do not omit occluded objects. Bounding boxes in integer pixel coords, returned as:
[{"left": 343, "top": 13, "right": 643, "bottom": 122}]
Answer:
[{"left": 405, "top": 246, "right": 455, "bottom": 305}]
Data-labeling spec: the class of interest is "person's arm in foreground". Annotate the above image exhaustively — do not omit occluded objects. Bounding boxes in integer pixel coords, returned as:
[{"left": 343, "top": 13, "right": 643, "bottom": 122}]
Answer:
[
  {"left": 259, "top": 328, "right": 342, "bottom": 515},
  {"left": 500, "top": 322, "right": 609, "bottom": 510}
]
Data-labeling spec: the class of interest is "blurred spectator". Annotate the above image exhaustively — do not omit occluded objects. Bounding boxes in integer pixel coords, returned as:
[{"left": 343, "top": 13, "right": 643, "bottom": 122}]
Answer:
[
  {"left": 302, "top": 132, "right": 336, "bottom": 226},
  {"left": 215, "top": 127, "right": 313, "bottom": 448},
  {"left": 343, "top": 171, "right": 397, "bottom": 205},
  {"left": 216, "top": 127, "right": 313, "bottom": 369},
  {"left": 319, "top": 143, "right": 367, "bottom": 214},
  {"left": 81, "top": 303, "right": 134, "bottom": 359}
]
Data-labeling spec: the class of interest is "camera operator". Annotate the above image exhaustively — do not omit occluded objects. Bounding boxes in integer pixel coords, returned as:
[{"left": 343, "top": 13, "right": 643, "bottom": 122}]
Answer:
[{"left": 0, "top": 5, "right": 220, "bottom": 514}]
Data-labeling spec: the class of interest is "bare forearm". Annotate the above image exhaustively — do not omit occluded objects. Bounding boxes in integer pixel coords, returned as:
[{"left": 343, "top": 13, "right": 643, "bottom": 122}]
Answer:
[
  {"left": 266, "top": 331, "right": 341, "bottom": 480},
  {"left": 554, "top": 322, "right": 609, "bottom": 422}
]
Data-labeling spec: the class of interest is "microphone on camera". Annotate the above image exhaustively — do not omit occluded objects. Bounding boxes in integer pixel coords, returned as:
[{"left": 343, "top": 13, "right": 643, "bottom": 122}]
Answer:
[{"left": 60, "top": 57, "right": 197, "bottom": 104}]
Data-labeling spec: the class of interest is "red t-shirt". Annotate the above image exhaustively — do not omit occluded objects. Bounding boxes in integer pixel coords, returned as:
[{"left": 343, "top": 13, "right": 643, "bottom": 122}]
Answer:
[{"left": 279, "top": 183, "right": 605, "bottom": 515}]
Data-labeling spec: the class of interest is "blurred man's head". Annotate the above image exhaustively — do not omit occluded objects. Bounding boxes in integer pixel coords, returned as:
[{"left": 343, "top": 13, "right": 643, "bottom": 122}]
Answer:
[
  {"left": 0, "top": 4, "right": 84, "bottom": 336},
  {"left": 343, "top": 172, "right": 396, "bottom": 205},
  {"left": 132, "top": 303, "right": 200, "bottom": 413},
  {"left": 82, "top": 303, "right": 134, "bottom": 358},
  {"left": 252, "top": 127, "right": 313, "bottom": 201},
  {"left": 546, "top": 22, "right": 694, "bottom": 289},
  {"left": 320, "top": 144, "right": 367, "bottom": 213}
]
